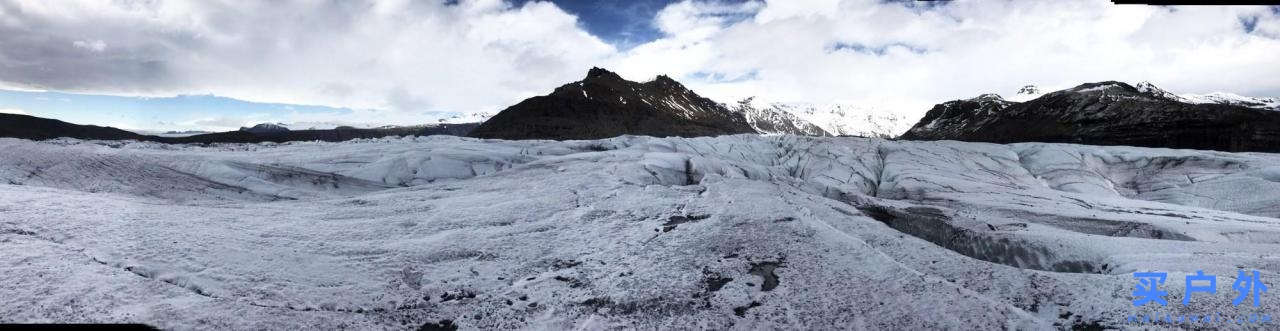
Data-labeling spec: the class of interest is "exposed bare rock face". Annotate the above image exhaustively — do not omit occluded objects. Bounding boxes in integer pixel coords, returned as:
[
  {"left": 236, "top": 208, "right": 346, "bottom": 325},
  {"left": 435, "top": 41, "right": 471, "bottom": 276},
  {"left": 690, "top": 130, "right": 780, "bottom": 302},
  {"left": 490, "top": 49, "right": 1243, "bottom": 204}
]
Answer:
[
  {"left": 467, "top": 67, "right": 757, "bottom": 140},
  {"left": 901, "top": 81, "right": 1280, "bottom": 153}
]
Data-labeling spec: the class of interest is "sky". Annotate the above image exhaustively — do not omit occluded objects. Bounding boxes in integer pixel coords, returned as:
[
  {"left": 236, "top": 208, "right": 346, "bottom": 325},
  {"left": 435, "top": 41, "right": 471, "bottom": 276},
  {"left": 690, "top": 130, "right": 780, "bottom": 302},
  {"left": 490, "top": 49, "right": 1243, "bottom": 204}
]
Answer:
[{"left": 1, "top": 0, "right": 1279, "bottom": 132}]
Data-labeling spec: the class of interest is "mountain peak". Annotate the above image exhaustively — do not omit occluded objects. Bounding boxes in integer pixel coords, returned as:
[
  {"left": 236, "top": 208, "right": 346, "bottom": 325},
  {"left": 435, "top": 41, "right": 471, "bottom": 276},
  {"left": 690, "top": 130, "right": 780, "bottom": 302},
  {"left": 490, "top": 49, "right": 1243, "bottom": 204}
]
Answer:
[
  {"left": 585, "top": 67, "right": 622, "bottom": 81},
  {"left": 468, "top": 68, "right": 755, "bottom": 140},
  {"left": 1068, "top": 81, "right": 1137, "bottom": 93},
  {"left": 1133, "top": 81, "right": 1187, "bottom": 101},
  {"left": 1134, "top": 81, "right": 1167, "bottom": 95},
  {"left": 650, "top": 74, "right": 681, "bottom": 86},
  {"left": 974, "top": 93, "right": 1005, "bottom": 101}
]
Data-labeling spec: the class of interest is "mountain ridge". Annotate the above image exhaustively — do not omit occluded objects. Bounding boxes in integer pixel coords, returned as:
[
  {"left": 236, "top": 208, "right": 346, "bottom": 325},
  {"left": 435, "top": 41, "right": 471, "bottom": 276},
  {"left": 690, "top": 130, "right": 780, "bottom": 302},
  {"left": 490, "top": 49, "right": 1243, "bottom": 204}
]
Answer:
[
  {"left": 900, "top": 81, "right": 1280, "bottom": 152},
  {"left": 467, "top": 67, "right": 758, "bottom": 140},
  {"left": 0, "top": 113, "right": 478, "bottom": 144}
]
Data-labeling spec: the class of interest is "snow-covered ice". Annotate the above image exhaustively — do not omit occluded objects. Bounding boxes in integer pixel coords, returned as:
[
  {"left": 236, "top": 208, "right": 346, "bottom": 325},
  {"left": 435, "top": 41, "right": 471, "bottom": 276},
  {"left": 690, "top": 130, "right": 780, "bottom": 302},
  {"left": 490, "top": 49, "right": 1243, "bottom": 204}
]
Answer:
[{"left": 2, "top": 135, "right": 1280, "bottom": 329}]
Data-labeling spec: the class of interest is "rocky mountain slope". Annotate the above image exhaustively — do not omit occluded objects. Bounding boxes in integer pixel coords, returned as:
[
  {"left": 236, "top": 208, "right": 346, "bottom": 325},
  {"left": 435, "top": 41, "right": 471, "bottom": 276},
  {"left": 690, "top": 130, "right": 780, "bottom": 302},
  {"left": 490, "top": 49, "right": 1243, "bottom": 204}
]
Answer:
[
  {"left": 467, "top": 68, "right": 757, "bottom": 140},
  {"left": 0, "top": 113, "right": 149, "bottom": 141},
  {"left": 900, "top": 81, "right": 1280, "bottom": 152}
]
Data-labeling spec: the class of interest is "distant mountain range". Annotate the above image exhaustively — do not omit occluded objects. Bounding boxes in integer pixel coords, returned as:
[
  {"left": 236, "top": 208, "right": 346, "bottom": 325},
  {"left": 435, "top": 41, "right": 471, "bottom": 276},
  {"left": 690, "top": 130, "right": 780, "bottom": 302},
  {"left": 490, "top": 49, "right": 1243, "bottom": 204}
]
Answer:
[
  {"left": 758, "top": 102, "right": 909, "bottom": 138},
  {"left": 0, "top": 113, "right": 149, "bottom": 141},
  {"left": 900, "top": 81, "right": 1280, "bottom": 152},
  {"left": 3, "top": 69, "right": 1279, "bottom": 153},
  {"left": 1005, "top": 82, "right": 1279, "bottom": 111},
  {"left": 0, "top": 113, "right": 477, "bottom": 144},
  {"left": 467, "top": 67, "right": 909, "bottom": 140}
]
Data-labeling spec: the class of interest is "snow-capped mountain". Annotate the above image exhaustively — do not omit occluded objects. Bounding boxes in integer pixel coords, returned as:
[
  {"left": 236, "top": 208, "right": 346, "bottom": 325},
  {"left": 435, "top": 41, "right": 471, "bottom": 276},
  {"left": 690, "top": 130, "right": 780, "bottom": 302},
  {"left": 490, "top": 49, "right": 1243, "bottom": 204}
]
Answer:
[
  {"left": 1003, "top": 84, "right": 1045, "bottom": 102},
  {"left": 1030, "top": 80, "right": 1280, "bottom": 111},
  {"left": 437, "top": 112, "right": 493, "bottom": 124},
  {"left": 1015, "top": 85, "right": 1039, "bottom": 95},
  {"left": 468, "top": 67, "right": 756, "bottom": 140},
  {"left": 759, "top": 102, "right": 910, "bottom": 138},
  {"left": 1133, "top": 81, "right": 1188, "bottom": 102},
  {"left": 901, "top": 81, "right": 1280, "bottom": 152},
  {"left": 729, "top": 97, "right": 828, "bottom": 136},
  {"left": 1181, "top": 92, "right": 1280, "bottom": 111}
]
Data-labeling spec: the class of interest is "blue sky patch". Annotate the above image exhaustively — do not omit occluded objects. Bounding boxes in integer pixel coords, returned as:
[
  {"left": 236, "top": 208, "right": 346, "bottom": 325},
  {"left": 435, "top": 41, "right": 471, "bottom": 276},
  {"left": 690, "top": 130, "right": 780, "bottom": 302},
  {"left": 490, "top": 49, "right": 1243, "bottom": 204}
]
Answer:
[{"left": 0, "top": 89, "right": 358, "bottom": 131}]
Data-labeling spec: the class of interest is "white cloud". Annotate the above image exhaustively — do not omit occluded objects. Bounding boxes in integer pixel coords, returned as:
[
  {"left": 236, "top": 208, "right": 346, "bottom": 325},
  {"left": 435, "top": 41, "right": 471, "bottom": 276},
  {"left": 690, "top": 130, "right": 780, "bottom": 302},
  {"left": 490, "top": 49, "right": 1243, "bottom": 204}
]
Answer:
[
  {"left": 0, "top": 0, "right": 615, "bottom": 120},
  {"left": 1, "top": 0, "right": 1278, "bottom": 127},
  {"left": 611, "top": 0, "right": 1280, "bottom": 120},
  {"left": 0, "top": 108, "right": 28, "bottom": 115},
  {"left": 72, "top": 39, "right": 106, "bottom": 52}
]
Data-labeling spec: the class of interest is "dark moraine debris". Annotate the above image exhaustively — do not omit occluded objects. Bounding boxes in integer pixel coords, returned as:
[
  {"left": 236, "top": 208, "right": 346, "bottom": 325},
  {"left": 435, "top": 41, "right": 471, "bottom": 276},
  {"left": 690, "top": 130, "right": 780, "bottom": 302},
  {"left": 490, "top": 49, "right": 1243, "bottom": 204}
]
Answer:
[
  {"left": 661, "top": 214, "right": 711, "bottom": 232},
  {"left": 704, "top": 272, "right": 734, "bottom": 293},
  {"left": 417, "top": 319, "right": 457, "bottom": 331},
  {"left": 438, "top": 290, "right": 476, "bottom": 302},
  {"left": 748, "top": 261, "right": 783, "bottom": 291},
  {"left": 551, "top": 259, "right": 582, "bottom": 269},
  {"left": 733, "top": 301, "right": 762, "bottom": 317}
]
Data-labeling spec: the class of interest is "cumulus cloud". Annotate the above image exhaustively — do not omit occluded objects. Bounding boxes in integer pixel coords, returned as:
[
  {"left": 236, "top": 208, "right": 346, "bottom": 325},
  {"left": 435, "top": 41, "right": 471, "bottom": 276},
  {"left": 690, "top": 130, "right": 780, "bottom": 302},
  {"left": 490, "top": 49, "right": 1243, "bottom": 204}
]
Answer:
[
  {"left": 0, "top": 108, "right": 27, "bottom": 115},
  {"left": 610, "top": 0, "right": 1280, "bottom": 119},
  {"left": 0, "top": 0, "right": 614, "bottom": 120},
  {"left": 1, "top": 0, "right": 1278, "bottom": 126}
]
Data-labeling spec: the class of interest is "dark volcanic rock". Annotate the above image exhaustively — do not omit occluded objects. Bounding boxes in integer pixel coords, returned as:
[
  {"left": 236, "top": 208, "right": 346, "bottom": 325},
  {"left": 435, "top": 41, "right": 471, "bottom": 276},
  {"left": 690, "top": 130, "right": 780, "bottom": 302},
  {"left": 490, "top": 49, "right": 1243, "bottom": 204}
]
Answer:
[
  {"left": 240, "top": 123, "right": 291, "bottom": 134},
  {"left": 467, "top": 67, "right": 757, "bottom": 140},
  {"left": 0, "top": 113, "right": 147, "bottom": 141},
  {"left": 900, "top": 81, "right": 1280, "bottom": 153}
]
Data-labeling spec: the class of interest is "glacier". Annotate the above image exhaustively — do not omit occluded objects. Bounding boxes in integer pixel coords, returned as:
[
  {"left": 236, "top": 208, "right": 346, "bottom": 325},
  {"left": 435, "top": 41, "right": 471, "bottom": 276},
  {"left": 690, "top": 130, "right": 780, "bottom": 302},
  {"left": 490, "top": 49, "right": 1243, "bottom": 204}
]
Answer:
[{"left": 2, "top": 135, "right": 1280, "bottom": 329}]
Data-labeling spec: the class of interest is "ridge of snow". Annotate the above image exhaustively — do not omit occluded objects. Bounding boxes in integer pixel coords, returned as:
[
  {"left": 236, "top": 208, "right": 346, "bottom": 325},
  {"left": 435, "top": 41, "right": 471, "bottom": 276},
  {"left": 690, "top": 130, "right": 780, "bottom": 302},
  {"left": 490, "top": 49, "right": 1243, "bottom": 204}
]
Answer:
[
  {"left": 1180, "top": 91, "right": 1280, "bottom": 111},
  {"left": 1133, "top": 81, "right": 1190, "bottom": 102},
  {"left": 1007, "top": 85, "right": 1045, "bottom": 102}
]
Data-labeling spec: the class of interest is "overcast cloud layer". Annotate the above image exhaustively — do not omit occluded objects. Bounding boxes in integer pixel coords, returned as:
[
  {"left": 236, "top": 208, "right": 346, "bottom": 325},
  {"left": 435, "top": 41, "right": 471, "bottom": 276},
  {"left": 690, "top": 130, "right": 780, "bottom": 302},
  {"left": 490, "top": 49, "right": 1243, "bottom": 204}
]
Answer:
[{"left": 1, "top": 0, "right": 1279, "bottom": 127}]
